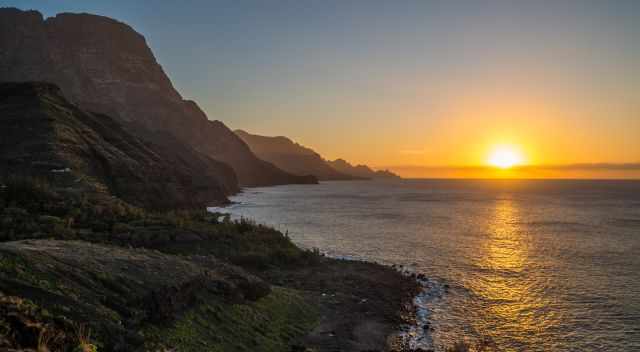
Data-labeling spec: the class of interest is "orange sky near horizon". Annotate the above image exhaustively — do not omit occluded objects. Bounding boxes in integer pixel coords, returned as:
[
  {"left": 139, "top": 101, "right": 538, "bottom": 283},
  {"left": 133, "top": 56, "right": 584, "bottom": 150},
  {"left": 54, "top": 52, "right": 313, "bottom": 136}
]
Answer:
[
  {"left": 239, "top": 30, "right": 640, "bottom": 177},
  {"left": 384, "top": 165, "right": 640, "bottom": 180},
  {"left": 304, "top": 79, "right": 640, "bottom": 178}
]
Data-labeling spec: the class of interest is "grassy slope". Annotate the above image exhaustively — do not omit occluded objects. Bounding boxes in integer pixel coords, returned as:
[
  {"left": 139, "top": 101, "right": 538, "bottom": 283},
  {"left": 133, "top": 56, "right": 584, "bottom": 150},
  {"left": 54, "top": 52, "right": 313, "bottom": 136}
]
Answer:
[
  {"left": 0, "top": 178, "right": 321, "bottom": 351},
  {"left": 143, "top": 287, "right": 318, "bottom": 352},
  {"left": 0, "top": 178, "right": 418, "bottom": 352}
]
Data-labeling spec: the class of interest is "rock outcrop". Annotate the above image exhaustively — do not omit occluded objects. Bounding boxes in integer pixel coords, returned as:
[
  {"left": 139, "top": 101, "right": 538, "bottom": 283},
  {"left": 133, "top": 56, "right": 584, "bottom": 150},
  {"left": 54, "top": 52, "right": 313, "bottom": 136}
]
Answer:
[
  {"left": 0, "top": 239, "right": 270, "bottom": 351},
  {"left": 235, "top": 130, "right": 363, "bottom": 181},
  {"left": 0, "top": 8, "right": 316, "bottom": 187},
  {"left": 328, "top": 158, "right": 401, "bottom": 179},
  {"left": 0, "top": 81, "right": 236, "bottom": 209}
]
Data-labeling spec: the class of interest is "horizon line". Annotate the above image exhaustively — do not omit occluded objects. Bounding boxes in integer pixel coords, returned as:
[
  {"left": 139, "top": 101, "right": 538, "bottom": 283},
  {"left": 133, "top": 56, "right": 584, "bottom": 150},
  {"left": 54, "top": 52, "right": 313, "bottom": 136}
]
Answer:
[{"left": 375, "top": 162, "right": 640, "bottom": 171}]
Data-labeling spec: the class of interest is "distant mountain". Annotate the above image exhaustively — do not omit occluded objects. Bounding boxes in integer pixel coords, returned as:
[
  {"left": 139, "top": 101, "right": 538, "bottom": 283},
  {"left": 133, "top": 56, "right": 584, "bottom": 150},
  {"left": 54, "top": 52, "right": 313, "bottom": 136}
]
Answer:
[
  {"left": 235, "top": 130, "right": 363, "bottom": 181},
  {"left": 0, "top": 8, "right": 316, "bottom": 187},
  {"left": 328, "top": 159, "right": 400, "bottom": 179},
  {"left": 0, "top": 82, "right": 235, "bottom": 210}
]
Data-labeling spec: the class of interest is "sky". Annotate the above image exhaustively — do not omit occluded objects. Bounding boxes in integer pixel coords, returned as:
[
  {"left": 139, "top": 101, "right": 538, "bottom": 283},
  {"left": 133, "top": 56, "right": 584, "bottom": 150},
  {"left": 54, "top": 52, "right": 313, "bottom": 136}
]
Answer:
[{"left": 7, "top": 1, "right": 640, "bottom": 178}]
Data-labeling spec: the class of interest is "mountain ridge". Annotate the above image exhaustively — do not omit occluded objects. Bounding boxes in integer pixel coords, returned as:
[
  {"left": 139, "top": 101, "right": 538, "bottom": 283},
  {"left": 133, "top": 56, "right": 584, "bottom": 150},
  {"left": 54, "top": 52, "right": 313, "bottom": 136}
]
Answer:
[
  {"left": 328, "top": 158, "right": 400, "bottom": 179},
  {"left": 235, "top": 129, "right": 364, "bottom": 181}
]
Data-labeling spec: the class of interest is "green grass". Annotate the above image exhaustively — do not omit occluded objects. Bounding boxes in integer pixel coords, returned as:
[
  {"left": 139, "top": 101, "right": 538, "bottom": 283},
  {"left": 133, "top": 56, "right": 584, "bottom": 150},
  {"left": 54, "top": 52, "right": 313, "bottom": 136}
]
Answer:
[
  {"left": 0, "top": 253, "right": 61, "bottom": 293},
  {"left": 143, "top": 287, "right": 319, "bottom": 352},
  {"left": 0, "top": 177, "right": 324, "bottom": 351},
  {"left": 0, "top": 177, "right": 321, "bottom": 271}
]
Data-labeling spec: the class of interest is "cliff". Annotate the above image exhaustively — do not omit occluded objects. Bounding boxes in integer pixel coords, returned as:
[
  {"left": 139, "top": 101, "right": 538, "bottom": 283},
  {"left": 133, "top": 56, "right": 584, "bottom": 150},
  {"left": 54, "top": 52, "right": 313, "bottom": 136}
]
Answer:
[
  {"left": 328, "top": 158, "right": 401, "bottom": 179},
  {"left": 235, "top": 130, "right": 363, "bottom": 181},
  {"left": 0, "top": 8, "right": 316, "bottom": 187},
  {"left": 0, "top": 81, "right": 235, "bottom": 209}
]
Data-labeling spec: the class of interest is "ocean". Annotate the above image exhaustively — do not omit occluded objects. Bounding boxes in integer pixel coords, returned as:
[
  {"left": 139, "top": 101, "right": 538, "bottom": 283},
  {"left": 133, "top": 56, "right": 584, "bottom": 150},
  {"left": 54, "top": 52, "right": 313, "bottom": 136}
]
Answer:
[{"left": 210, "top": 179, "right": 640, "bottom": 351}]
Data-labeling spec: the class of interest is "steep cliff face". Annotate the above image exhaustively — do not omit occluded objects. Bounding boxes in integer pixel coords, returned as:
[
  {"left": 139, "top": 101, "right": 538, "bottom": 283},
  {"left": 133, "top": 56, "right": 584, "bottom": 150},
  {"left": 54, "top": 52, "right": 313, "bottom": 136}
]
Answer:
[
  {"left": 0, "top": 82, "right": 235, "bottom": 209},
  {"left": 0, "top": 8, "right": 316, "bottom": 187},
  {"left": 235, "top": 130, "right": 363, "bottom": 181}
]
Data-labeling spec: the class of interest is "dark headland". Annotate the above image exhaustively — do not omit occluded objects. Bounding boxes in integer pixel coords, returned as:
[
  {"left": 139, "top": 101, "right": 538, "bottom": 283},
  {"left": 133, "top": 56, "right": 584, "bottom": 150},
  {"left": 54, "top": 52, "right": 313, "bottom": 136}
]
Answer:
[{"left": 0, "top": 8, "right": 418, "bottom": 352}]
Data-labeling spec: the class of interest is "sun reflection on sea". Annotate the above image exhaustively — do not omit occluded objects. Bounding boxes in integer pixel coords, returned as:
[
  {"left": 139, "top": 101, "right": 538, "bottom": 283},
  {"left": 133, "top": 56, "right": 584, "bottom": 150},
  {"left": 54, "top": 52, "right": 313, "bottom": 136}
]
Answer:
[
  {"left": 471, "top": 198, "right": 552, "bottom": 348},
  {"left": 485, "top": 198, "right": 526, "bottom": 273}
]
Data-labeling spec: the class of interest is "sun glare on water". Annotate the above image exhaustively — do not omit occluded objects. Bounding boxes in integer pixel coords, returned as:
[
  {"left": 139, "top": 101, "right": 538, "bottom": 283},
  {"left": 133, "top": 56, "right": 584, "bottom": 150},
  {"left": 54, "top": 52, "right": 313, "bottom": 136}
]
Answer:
[{"left": 488, "top": 146, "right": 524, "bottom": 169}]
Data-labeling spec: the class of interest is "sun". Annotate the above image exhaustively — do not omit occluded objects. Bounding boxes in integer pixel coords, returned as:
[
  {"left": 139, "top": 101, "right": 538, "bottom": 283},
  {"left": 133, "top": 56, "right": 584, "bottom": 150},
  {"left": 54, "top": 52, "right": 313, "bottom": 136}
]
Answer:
[{"left": 487, "top": 146, "right": 524, "bottom": 169}]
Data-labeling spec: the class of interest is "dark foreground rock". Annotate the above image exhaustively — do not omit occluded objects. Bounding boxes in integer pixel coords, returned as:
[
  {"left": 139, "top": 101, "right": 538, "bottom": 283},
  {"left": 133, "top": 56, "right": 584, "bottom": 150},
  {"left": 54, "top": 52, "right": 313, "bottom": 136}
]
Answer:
[{"left": 260, "top": 258, "right": 421, "bottom": 351}]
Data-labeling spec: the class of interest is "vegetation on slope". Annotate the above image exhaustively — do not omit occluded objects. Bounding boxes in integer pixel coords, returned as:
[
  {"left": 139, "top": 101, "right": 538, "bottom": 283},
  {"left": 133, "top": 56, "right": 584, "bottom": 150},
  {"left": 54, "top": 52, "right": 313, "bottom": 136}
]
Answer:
[
  {"left": 0, "top": 177, "right": 323, "bottom": 351},
  {"left": 0, "top": 176, "right": 418, "bottom": 352},
  {"left": 143, "top": 287, "right": 318, "bottom": 352},
  {"left": 0, "top": 176, "right": 317, "bottom": 267}
]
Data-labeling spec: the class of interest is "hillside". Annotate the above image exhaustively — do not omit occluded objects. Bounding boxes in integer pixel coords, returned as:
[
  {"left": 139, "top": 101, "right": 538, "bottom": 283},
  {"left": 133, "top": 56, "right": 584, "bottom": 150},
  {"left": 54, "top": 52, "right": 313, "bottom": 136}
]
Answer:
[
  {"left": 0, "top": 8, "right": 316, "bottom": 187},
  {"left": 0, "top": 81, "right": 235, "bottom": 209},
  {"left": 235, "top": 130, "right": 363, "bottom": 181},
  {"left": 0, "top": 178, "right": 419, "bottom": 351}
]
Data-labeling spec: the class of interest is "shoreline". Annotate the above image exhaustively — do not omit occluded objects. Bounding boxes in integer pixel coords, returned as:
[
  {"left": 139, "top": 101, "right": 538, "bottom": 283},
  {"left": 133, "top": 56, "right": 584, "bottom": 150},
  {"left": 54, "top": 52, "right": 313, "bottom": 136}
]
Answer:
[
  {"left": 0, "top": 176, "right": 424, "bottom": 351},
  {"left": 209, "top": 193, "right": 435, "bottom": 351}
]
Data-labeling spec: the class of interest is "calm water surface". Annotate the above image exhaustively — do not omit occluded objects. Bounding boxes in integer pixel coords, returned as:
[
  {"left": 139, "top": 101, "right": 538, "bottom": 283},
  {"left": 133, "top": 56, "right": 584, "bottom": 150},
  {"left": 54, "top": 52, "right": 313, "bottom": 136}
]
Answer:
[{"left": 211, "top": 179, "right": 640, "bottom": 351}]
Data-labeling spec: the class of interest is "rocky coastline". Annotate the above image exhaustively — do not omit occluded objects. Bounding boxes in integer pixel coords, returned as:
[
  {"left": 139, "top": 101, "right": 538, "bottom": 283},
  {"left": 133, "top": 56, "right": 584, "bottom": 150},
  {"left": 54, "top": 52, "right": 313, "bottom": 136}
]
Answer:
[{"left": 0, "top": 176, "right": 422, "bottom": 351}]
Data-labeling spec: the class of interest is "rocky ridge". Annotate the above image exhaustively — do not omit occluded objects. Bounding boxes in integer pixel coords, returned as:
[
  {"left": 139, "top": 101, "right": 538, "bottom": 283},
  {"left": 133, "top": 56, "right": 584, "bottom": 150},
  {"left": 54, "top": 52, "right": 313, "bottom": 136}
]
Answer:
[
  {"left": 235, "top": 130, "right": 364, "bottom": 181},
  {"left": 328, "top": 158, "right": 401, "bottom": 179}
]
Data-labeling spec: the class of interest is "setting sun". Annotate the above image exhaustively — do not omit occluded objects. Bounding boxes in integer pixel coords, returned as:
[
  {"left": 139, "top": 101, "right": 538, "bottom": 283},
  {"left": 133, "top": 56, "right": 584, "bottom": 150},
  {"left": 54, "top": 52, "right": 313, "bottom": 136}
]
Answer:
[{"left": 488, "top": 146, "right": 524, "bottom": 169}]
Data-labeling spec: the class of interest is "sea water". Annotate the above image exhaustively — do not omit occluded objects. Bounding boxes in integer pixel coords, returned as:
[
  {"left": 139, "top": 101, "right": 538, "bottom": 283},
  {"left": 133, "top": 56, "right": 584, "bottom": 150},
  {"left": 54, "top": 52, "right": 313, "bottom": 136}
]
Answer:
[{"left": 210, "top": 179, "right": 640, "bottom": 351}]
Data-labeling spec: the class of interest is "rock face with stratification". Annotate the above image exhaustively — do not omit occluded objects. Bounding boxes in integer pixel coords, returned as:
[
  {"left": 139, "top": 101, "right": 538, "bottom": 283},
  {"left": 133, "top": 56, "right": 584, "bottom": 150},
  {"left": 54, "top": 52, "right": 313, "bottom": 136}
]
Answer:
[{"left": 0, "top": 7, "right": 316, "bottom": 187}]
